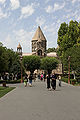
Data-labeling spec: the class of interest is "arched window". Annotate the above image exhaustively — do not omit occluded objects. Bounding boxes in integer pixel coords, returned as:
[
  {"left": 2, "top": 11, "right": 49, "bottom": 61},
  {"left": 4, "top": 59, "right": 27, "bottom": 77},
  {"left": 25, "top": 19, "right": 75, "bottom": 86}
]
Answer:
[{"left": 38, "top": 49, "right": 42, "bottom": 56}]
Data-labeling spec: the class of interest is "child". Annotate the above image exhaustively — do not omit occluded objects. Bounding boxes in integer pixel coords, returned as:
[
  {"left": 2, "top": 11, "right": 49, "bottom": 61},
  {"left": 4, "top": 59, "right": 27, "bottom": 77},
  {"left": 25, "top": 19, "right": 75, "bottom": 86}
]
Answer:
[{"left": 24, "top": 74, "right": 28, "bottom": 87}]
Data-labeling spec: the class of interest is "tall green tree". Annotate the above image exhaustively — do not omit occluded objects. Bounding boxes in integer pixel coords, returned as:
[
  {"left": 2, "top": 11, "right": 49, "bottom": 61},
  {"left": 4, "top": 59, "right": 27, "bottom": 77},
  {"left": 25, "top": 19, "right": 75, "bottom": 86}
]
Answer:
[
  {"left": 22, "top": 55, "right": 41, "bottom": 74},
  {"left": 7, "top": 49, "right": 19, "bottom": 73},
  {"left": 0, "top": 43, "right": 9, "bottom": 74},
  {"left": 57, "top": 20, "right": 80, "bottom": 57},
  {"left": 62, "top": 46, "right": 80, "bottom": 73},
  {"left": 41, "top": 57, "right": 58, "bottom": 75}
]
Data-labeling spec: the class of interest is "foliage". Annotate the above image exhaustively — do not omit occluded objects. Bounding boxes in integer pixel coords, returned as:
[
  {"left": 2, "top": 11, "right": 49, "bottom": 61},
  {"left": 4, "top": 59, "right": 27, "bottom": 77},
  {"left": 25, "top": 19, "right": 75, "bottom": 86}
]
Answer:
[
  {"left": 57, "top": 22, "right": 68, "bottom": 47},
  {"left": 22, "top": 55, "right": 41, "bottom": 74},
  {"left": 76, "top": 65, "right": 80, "bottom": 82},
  {"left": 10, "top": 58, "right": 21, "bottom": 76},
  {"left": 61, "top": 77, "right": 77, "bottom": 84},
  {"left": 57, "top": 20, "right": 80, "bottom": 78},
  {"left": 57, "top": 20, "right": 80, "bottom": 57},
  {"left": 0, "top": 42, "right": 21, "bottom": 77},
  {"left": 47, "top": 47, "right": 56, "bottom": 53},
  {"left": 7, "top": 49, "right": 19, "bottom": 73},
  {"left": 41, "top": 57, "right": 58, "bottom": 74},
  {"left": 61, "top": 46, "right": 80, "bottom": 72},
  {"left": 0, "top": 44, "right": 9, "bottom": 73}
]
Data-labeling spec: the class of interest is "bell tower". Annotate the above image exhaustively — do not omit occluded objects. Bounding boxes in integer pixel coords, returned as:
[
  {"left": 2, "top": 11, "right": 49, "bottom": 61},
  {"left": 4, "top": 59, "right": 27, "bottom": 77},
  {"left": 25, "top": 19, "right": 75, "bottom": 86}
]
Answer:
[
  {"left": 32, "top": 26, "right": 47, "bottom": 57},
  {"left": 17, "top": 43, "right": 22, "bottom": 55}
]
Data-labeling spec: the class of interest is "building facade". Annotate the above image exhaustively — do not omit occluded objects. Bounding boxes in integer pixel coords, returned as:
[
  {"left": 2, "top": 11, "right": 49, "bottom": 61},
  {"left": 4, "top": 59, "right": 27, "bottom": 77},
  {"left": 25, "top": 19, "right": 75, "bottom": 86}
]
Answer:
[
  {"left": 17, "top": 26, "right": 62, "bottom": 75},
  {"left": 32, "top": 26, "right": 47, "bottom": 57}
]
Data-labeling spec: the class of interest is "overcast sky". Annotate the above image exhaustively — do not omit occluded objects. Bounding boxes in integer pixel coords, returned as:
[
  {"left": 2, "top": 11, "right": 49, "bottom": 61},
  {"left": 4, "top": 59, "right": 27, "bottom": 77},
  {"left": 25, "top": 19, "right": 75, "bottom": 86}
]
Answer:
[{"left": 0, "top": 0, "right": 80, "bottom": 53}]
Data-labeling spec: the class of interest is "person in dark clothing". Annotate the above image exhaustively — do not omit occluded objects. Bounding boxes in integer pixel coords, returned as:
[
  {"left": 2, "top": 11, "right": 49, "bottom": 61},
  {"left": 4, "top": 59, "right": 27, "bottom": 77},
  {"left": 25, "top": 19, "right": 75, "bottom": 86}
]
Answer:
[
  {"left": 44, "top": 73, "right": 46, "bottom": 82},
  {"left": 29, "top": 74, "right": 33, "bottom": 86},
  {"left": 51, "top": 72, "right": 57, "bottom": 90},
  {"left": 38, "top": 73, "right": 40, "bottom": 80},
  {"left": 46, "top": 74, "right": 50, "bottom": 89}
]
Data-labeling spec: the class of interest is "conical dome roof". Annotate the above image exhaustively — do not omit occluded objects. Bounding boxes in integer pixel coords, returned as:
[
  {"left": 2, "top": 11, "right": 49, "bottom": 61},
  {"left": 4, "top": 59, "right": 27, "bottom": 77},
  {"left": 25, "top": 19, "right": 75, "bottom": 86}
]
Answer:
[
  {"left": 17, "top": 43, "right": 22, "bottom": 49},
  {"left": 32, "top": 26, "right": 46, "bottom": 41}
]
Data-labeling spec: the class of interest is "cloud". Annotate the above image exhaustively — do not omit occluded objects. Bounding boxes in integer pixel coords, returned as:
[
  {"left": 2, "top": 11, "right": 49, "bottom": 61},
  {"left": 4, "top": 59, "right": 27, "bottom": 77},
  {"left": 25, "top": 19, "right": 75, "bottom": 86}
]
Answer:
[
  {"left": 43, "top": 23, "right": 58, "bottom": 48},
  {"left": 13, "top": 29, "right": 34, "bottom": 52},
  {"left": 77, "top": 16, "right": 80, "bottom": 21},
  {"left": 0, "top": 0, "right": 6, "bottom": 4},
  {"left": 0, "top": 8, "right": 8, "bottom": 19},
  {"left": 45, "top": 5, "right": 53, "bottom": 13},
  {"left": 3, "top": 34, "right": 15, "bottom": 49},
  {"left": 10, "top": 0, "right": 20, "bottom": 10},
  {"left": 45, "top": 2, "right": 65, "bottom": 13},
  {"left": 72, "top": 0, "right": 80, "bottom": 3},
  {"left": 53, "top": 2, "right": 65, "bottom": 11},
  {"left": 45, "top": 0, "right": 51, "bottom": 3},
  {"left": 20, "top": 3, "right": 35, "bottom": 19},
  {"left": 43, "top": 23, "right": 56, "bottom": 35},
  {"left": 36, "top": 16, "right": 46, "bottom": 26},
  {"left": 63, "top": 10, "right": 79, "bottom": 20}
]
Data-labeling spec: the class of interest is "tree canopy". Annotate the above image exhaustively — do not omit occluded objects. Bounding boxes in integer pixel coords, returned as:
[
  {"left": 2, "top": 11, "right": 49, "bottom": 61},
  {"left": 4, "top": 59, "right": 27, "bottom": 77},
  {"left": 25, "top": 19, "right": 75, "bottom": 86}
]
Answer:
[
  {"left": 0, "top": 43, "right": 9, "bottom": 73},
  {"left": 41, "top": 57, "right": 58, "bottom": 74},
  {"left": 0, "top": 42, "right": 20, "bottom": 76},
  {"left": 22, "top": 55, "right": 41, "bottom": 74},
  {"left": 57, "top": 20, "right": 80, "bottom": 57},
  {"left": 62, "top": 46, "right": 80, "bottom": 72},
  {"left": 47, "top": 47, "right": 56, "bottom": 53},
  {"left": 57, "top": 20, "right": 80, "bottom": 80}
]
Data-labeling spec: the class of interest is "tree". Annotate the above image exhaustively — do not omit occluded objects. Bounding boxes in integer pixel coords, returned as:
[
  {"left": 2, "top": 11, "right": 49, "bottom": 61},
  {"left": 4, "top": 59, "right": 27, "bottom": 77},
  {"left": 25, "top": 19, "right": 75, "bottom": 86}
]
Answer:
[
  {"left": 57, "top": 20, "right": 79, "bottom": 57},
  {"left": 76, "top": 65, "right": 80, "bottom": 82},
  {"left": 10, "top": 57, "right": 21, "bottom": 78},
  {"left": 57, "top": 22, "right": 68, "bottom": 46},
  {"left": 62, "top": 46, "right": 80, "bottom": 73},
  {"left": 57, "top": 20, "right": 80, "bottom": 76},
  {"left": 7, "top": 49, "right": 19, "bottom": 73},
  {"left": 41, "top": 57, "right": 58, "bottom": 75},
  {"left": 22, "top": 55, "right": 41, "bottom": 75},
  {"left": 47, "top": 47, "right": 56, "bottom": 53},
  {"left": 0, "top": 42, "right": 21, "bottom": 79},
  {"left": 0, "top": 44, "right": 9, "bottom": 74}
]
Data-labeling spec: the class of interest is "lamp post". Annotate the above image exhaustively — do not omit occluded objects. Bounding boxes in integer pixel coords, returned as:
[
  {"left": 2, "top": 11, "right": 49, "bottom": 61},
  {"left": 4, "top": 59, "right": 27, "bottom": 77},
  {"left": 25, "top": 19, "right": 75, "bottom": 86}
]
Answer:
[
  {"left": 20, "top": 55, "right": 23, "bottom": 83},
  {"left": 68, "top": 56, "right": 70, "bottom": 84}
]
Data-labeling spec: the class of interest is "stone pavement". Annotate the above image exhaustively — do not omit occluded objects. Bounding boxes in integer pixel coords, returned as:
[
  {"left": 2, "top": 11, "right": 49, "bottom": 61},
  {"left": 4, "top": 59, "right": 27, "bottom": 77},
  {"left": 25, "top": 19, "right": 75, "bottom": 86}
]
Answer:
[{"left": 0, "top": 80, "right": 80, "bottom": 120}]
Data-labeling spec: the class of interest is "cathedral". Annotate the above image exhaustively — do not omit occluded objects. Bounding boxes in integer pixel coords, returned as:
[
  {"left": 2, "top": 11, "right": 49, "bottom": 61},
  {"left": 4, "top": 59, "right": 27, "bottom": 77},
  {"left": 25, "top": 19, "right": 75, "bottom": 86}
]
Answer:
[
  {"left": 17, "top": 26, "right": 62, "bottom": 75},
  {"left": 32, "top": 26, "right": 47, "bottom": 57}
]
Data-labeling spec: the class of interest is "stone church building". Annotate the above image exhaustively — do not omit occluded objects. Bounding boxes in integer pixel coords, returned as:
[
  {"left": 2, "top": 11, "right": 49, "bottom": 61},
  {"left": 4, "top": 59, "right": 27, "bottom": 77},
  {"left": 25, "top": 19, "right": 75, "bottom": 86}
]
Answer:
[
  {"left": 32, "top": 26, "right": 47, "bottom": 57},
  {"left": 17, "top": 26, "right": 62, "bottom": 75}
]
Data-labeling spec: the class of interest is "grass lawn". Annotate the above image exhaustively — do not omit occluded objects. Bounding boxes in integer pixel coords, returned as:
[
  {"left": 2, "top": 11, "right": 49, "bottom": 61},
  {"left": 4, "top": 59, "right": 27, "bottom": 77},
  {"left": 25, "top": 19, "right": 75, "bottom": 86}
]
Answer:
[{"left": 0, "top": 86, "right": 15, "bottom": 98}]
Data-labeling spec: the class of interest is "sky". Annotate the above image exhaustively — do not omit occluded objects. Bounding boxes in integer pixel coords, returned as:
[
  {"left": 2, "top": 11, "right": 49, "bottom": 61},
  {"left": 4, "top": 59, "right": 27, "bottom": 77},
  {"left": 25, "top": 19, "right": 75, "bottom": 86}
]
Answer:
[{"left": 0, "top": 0, "right": 80, "bottom": 53}]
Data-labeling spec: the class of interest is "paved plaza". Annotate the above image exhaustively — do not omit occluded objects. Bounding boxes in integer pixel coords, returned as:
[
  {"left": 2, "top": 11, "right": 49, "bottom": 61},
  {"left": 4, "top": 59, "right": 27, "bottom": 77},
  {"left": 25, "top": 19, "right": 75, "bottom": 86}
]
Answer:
[{"left": 0, "top": 80, "right": 80, "bottom": 120}]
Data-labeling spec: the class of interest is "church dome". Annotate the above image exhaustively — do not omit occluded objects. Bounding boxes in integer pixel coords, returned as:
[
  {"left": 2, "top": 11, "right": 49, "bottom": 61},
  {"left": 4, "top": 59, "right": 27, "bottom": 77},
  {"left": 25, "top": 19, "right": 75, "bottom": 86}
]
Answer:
[{"left": 32, "top": 26, "right": 46, "bottom": 41}]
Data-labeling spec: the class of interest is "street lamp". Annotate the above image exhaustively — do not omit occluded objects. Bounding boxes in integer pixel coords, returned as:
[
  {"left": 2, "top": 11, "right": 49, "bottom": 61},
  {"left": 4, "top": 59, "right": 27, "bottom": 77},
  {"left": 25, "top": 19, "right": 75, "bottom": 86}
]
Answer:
[
  {"left": 17, "top": 43, "right": 23, "bottom": 83},
  {"left": 20, "top": 55, "right": 23, "bottom": 83},
  {"left": 68, "top": 56, "right": 70, "bottom": 84}
]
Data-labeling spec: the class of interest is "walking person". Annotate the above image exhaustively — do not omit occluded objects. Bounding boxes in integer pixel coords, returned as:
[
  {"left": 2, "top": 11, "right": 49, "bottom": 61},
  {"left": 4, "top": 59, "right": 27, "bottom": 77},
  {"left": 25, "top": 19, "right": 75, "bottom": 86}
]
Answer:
[
  {"left": 38, "top": 73, "right": 40, "bottom": 80},
  {"left": 46, "top": 74, "right": 51, "bottom": 90},
  {"left": 40, "top": 73, "right": 43, "bottom": 81},
  {"left": 24, "top": 74, "right": 28, "bottom": 87},
  {"left": 51, "top": 72, "right": 57, "bottom": 90},
  {"left": 29, "top": 74, "right": 33, "bottom": 87},
  {"left": 44, "top": 73, "right": 46, "bottom": 82},
  {"left": 58, "top": 75, "right": 61, "bottom": 87}
]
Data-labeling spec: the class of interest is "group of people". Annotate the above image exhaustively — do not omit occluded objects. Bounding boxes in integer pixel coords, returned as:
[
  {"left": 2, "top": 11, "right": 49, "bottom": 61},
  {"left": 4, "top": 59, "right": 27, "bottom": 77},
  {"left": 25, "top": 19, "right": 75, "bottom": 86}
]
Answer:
[
  {"left": 38, "top": 73, "right": 46, "bottom": 81},
  {"left": 47, "top": 72, "right": 57, "bottom": 91},
  {"left": 23, "top": 72, "right": 61, "bottom": 90},
  {"left": 24, "top": 74, "right": 33, "bottom": 87}
]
